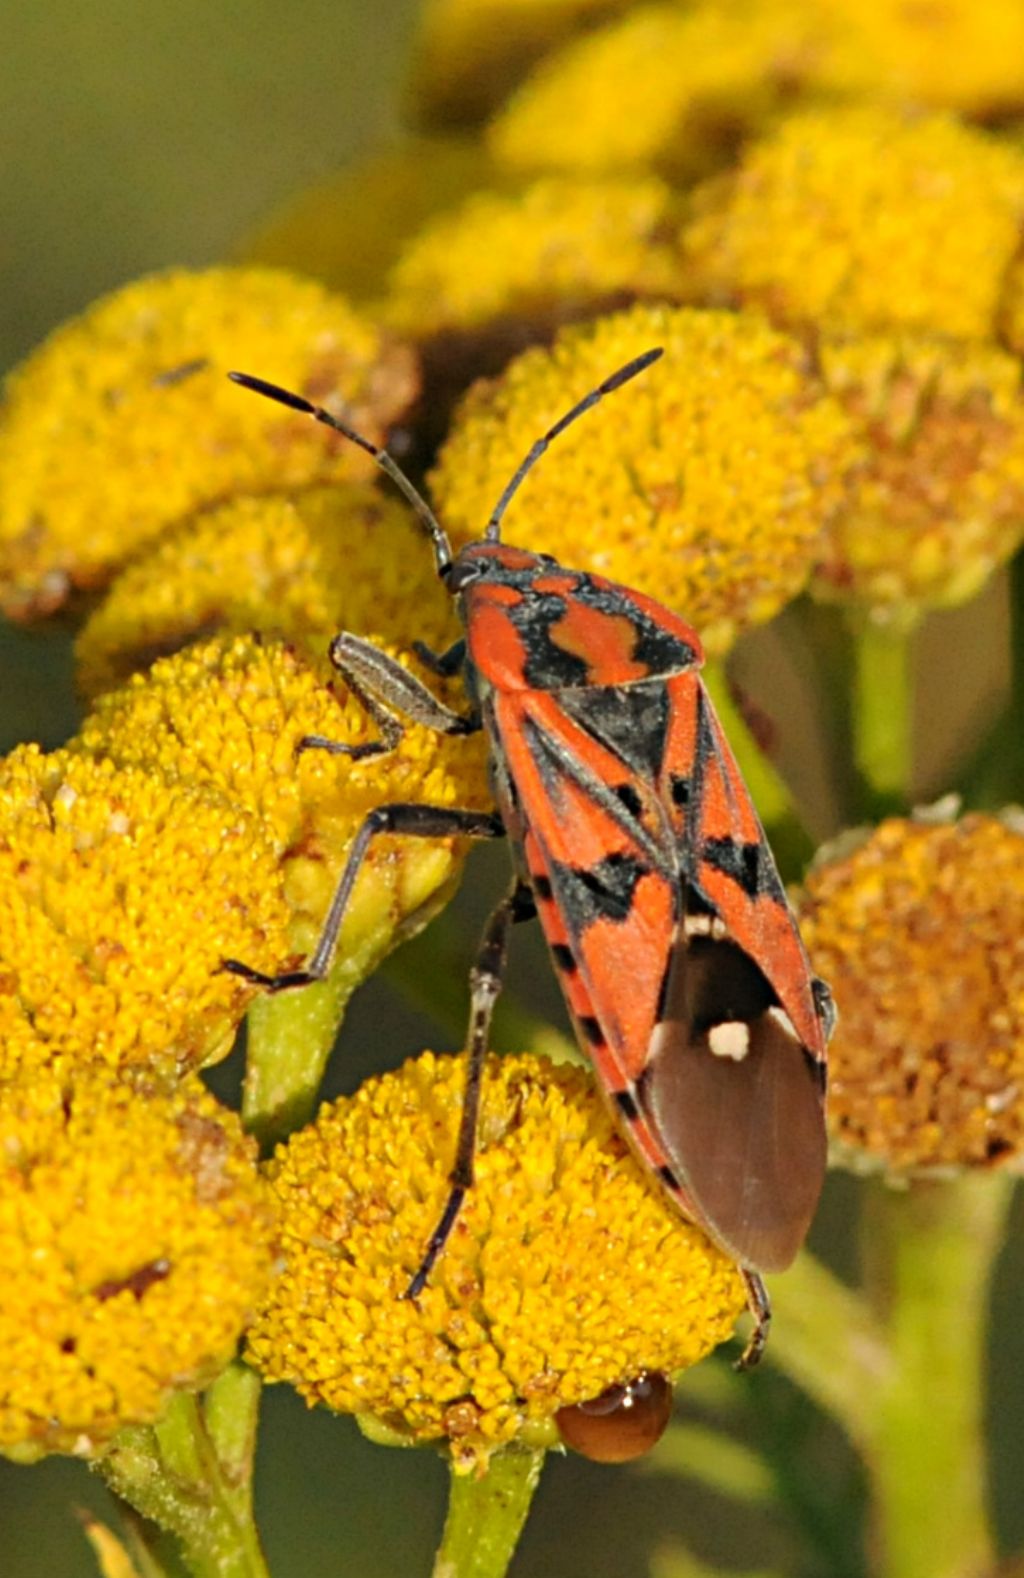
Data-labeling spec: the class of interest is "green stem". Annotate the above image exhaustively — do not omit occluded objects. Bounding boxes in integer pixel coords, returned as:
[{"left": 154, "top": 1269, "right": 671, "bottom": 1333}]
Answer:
[
  {"left": 101, "top": 1394, "right": 270, "bottom": 1578},
  {"left": 861, "top": 1173, "right": 1013, "bottom": 1578},
  {"left": 849, "top": 615, "right": 915, "bottom": 815},
  {"left": 201, "top": 1362, "right": 262, "bottom": 1527},
  {"left": 432, "top": 1448, "right": 545, "bottom": 1578},
  {"left": 765, "top": 1249, "right": 890, "bottom": 1450},
  {"left": 702, "top": 661, "right": 814, "bottom": 875}
]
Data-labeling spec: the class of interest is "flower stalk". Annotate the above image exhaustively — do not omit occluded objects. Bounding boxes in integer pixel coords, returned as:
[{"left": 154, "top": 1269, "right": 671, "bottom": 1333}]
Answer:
[
  {"left": 433, "top": 1448, "right": 546, "bottom": 1578},
  {"left": 849, "top": 614, "right": 914, "bottom": 815}
]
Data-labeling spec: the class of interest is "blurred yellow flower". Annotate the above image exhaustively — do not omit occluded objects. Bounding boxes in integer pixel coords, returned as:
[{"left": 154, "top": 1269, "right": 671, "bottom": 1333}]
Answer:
[
  {"left": 247, "top": 1050, "right": 744, "bottom": 1473},
  {"left": 681, "top": 106, "right": 1024, "bottom": 340},
  {"left": 0, "top": 267, "right": 418, "bottom": 619},
  {"left": 431, "top": 304, "right": 858, "bottom": 654},
  {"left": 242, "top": 138, "right": 494, "bottom": 303},
  {"left": 0, "top": 745, "right": 288, "bottom": 1083},
  {"left": 797, "top": 809, "right": 1024, "bottom": 1173},
  {"left": 407, "top": 0, "right": 633, "bottom": 126},
  {"left": 0, "top": 1073, "right": 272, "bottom": 1460},
  {"left": 74, "top": 485, "right": 458, "bottom": 697},
  {"left": 812, "top": 333, "right": 1024, "bottom": 620}
]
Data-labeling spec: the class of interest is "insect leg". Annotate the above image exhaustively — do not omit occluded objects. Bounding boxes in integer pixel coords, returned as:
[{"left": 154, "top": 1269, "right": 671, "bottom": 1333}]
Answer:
[
  {"left": 222, "top": 804, "right": 504, "bottom": 990},
  {"left": 300, "top": 632, "right": 480, "bottom": 763},
  {"left": 405, "top": 878, "right": 536, "bottom": 1299},
  {"left": 411, "top": 637, "right": 466, "bottom": 677},
  {"left": 736, "top": 1270, "right": 771, "bottom": 1370}
]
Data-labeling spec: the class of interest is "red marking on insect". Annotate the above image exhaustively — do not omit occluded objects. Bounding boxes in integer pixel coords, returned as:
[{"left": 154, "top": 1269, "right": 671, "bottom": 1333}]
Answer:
[{"left": 222, "top": 351, "right": 833, "bottom": 1367}]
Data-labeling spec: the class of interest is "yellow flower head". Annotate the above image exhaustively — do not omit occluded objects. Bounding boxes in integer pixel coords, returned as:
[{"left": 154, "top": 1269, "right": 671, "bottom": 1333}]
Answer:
[
  {"left": 816, "top": 0, "right": 1024, "bottom": 119},
  {"left": 0, "top": 267, "right": 418, "bottom": 619},
  {"left": 796, "top": 809, "right": 1024, "bottom": 1173},
  {"left": 407, "top": 0, "right": 632, "bottom": 127},
  {"left": 681, "top": 106, "right": 1024, "bottom": 340},
  {"left": 431, "top": 304, "right": 857, "bottom": 654},
  {"left": 0, "top": 744, "right": 289, "bottom": 1083},
  {"left": 811, "top": 334, "right": 1024, "bottom": 619},
  {"left": 74, "top": 634, "right": 491, "bottom": 968},
  {"left": 383, "top": 175, "right": 687, "bottom": 343},
  {"left": 74, "top": 484, "right": 457, "bottom": 697},
  {"left": 0, "top": 1072, "right": 272, "bottom": 1461},
  {"left": 247, "top": 1050, "right": 744, "bottom": 1473},
  {"left": 243, "top": 138, "right": 494, "bottom": 304},
  {"left": 487, "top": 1, "right": 820, "bottom": 183}
]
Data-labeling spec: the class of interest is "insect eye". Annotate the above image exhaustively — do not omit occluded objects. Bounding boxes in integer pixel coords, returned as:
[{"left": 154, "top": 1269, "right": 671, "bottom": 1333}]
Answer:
[
  {"left": 555, "top": 1371, "right": 673, "bottom": 1462},
  {"left": 536, "top": 552, "right": 558, "bottom": 566},
  {"left": 446, "top": 559, "right": 485, "bottom": 592}
]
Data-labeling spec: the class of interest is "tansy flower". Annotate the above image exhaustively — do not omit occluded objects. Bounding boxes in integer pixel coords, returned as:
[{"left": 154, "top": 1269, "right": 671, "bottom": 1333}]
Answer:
[
  {"left": 0, "top": 267, "right": 419, "bottom": 619},
  {"left": 74, "top": 634, "right": 492, "bottom": 970},
  {"left": 406, "top": 0, "right": 633, "bottom": 127},
  {"left": 811, "top": 333, "right": 1024, "bottom": 621},
  {"left": 382, "top": 175, "right": 687, "bottom": 383},
  {"left": 486, "top": 1, "right": 823, "bottom": 184},
  {"left": 242, "top": 138, "right": 494, "bottom": 304},
  {"left": 430, "top": 304, "right": 858, "bottom": 655},
  {"left": 74, "top": 485, "right": 458, "bottom": 697},
  {"left": 795, "top": 808, "right": 1024, "bottom": 1174},
  {"left": 246, "top": 1050, "right": 745, "bottom": 1473},
  {"left": 0, "top": 1072, "right": 273, "bottom": 1461},
  {"left": 0, "top": 744, "right": 289, "bottom": 1083},
  {"left": 680, "top": 106, "right": 1024, "bottom": 341}
]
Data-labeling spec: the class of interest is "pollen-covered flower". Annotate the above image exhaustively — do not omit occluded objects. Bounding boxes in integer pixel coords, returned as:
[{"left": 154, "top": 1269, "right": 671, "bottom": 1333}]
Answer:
[
  {"left": 681, "top": 107, "right": 1024, "bottom": 341},
  {"left": 796, "top": 808, "right": 1024, "bottom": 1173},
  {"left": 811, "top": 333, "right": 1024, "bottom": 619},
  {"left": 0, "top": 1072, "right": 272, "bottom": 1461},
  {"left": 487, "top": 2, "right": 820, "bottom": 183},
  {"left": 247, "top": 1050, "right": 744, "bottom": 1473},
  {"left": 407, "top": 0, "right": 632, "bottom": 127},
  {"left": 242, "top": 138, "right": 493, "bottom": 303},
  {"left": 74, "top": 485, "right": 458, "bottom": 697},
  {"left": 0, "top": 267, "right": 418, "bottom": 619},
  {"left": 430, "top": 305, "right": 857, "bottom": 654},
  {"left": 0, "top": 745, "right": 289, "bottom": 1083},
  {"left": 383, "top": 175, "right": 687, "bottom": 352},
  {"left": 74, "top": 634, "right": 491, "bottom": 968}
]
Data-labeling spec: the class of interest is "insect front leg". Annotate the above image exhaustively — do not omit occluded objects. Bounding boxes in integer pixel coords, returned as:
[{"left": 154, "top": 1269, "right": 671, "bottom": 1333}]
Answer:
[
  {"left": 300, "top": 632, "right": 480, "bottom": 763},
  {"left": 222, "top": 804, "right": 504, "bottom": 991},
  {"left": 405, "top": 878, "right": 536, "bottom": 1299}
]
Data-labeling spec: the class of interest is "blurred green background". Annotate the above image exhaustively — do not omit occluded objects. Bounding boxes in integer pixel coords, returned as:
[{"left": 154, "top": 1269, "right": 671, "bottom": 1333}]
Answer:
[{"left": 3, "top": 3, "right": 1024, "bottom": 1575}]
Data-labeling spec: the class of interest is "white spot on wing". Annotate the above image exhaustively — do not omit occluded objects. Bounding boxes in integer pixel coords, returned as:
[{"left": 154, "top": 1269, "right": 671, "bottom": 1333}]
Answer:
[{"left": 708, "top": 1021, "right": 750, "bottom": 1061}]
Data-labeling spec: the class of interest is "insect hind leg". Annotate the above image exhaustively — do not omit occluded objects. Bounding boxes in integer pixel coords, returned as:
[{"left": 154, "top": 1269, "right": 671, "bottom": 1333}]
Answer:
[
  {"left": 736, "top": 1269, "right": 771, "bottom": 1370},
  {"left": 404, "top": 879, "right": 535, "bottom": 1300}
]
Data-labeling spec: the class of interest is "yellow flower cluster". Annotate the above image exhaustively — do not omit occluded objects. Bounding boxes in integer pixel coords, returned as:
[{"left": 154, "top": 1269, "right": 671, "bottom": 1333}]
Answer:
[
  {"left": 813, "top": 334, "right": 1024, "bottom": 618},
  {"left": 75, "top": 634, "right": 491, "bottom": 964},
  {"left": 247, "top": 1050, "right": 744, "bottom": 1473},
  {"left": 797, "top": 810, "right": 1024, "bottom": 1173},
  {"left": 0, "top": 744, "right": 289, "bottom": 1084},
  {"left": 384, "top": 175, "right": 687, "bottom": 340},
  {"left": 431, "top": 303, "right": 858, "bottom": 653},
  {"left": 74, "top": 485, "right": 457, "bottom": 697},
  {"left": 0, "top": 1073, "right": 272, "bottom": 1460},
  {"left": 0, "top": 267, "right": 418, "bottom": 619},
  {"left": 681, "top": 107, "right": 1024, "bottom": 341}
]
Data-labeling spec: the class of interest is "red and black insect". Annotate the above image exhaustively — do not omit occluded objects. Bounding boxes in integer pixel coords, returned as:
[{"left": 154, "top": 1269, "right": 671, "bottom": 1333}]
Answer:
[{"left": 224, "top": 349, "right": 833, "bottom": 1366}]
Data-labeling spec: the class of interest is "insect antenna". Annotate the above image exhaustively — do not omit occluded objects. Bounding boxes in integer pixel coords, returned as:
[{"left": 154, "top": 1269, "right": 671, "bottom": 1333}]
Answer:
[
  {"left": 227, "top": 371, "right": 454, "bottom": 576},
  {"left": 484, "top": 345, "right": 663, "bottom": 542}
]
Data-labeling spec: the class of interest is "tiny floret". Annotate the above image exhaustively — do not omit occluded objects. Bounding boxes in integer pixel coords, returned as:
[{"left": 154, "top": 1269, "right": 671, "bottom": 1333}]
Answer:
[
  {"left": 796, "top": 809, "right": 1024, "bottom": 1173},
  {"left": 247, "top": 1051, "right": 745, "bottom": 1472},
  {"left": 431, "top": 304, "right": 857, "bottom": 654},
  {"left": 0, "top": 1073, "right": 273, "bottom": 1460}
]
